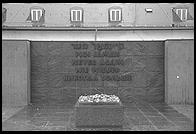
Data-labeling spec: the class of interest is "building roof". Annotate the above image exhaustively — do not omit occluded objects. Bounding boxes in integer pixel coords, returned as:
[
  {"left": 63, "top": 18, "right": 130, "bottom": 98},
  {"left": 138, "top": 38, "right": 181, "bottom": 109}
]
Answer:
[{"left": 2, "top": 3, "right": 194, "bottom": 29}]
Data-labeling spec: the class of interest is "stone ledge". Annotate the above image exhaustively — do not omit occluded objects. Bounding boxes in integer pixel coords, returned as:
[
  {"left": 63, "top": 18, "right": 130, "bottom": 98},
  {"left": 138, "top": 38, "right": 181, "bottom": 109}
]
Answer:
[{"left": 75, "top": 101, "right": 124, "bottom": 127}]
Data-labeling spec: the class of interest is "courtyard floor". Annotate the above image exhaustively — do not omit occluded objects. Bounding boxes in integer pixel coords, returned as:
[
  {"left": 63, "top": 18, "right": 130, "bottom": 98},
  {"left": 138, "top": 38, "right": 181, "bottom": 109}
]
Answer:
[{"left": 2, "top": 101, "right": 194, "bottom": 131}]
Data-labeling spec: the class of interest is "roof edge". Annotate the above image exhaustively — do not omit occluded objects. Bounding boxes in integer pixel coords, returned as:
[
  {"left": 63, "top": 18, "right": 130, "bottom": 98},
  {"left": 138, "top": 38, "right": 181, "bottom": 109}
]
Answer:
[{"left": 2, "top": 26, "right": 194, "bottom": 31}]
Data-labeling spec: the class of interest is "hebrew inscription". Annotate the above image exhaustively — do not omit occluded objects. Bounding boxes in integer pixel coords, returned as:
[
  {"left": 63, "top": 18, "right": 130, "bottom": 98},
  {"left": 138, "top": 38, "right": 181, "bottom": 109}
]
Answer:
[{"left": 64, "top": 43, "right": 132, "bottom": 81}]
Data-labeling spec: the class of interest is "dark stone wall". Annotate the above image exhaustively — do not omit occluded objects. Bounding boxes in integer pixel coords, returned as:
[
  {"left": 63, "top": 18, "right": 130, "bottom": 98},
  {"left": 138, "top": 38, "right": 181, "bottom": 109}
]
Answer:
[{"left": 31, "top": 41, "right": 164, "bottom": 105}]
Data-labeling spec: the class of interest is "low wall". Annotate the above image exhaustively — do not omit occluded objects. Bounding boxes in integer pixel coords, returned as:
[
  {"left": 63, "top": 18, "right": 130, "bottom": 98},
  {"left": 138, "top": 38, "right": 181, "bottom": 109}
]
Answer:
[{"left": 2, "top": 40, "right": 30, "bottom": 106}]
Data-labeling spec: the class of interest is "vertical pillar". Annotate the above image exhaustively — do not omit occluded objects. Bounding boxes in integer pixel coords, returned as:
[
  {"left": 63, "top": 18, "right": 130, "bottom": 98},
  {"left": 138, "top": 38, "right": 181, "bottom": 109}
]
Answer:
[
  {"left": 2, "top": 40, "right": 30, "bottom": 106},
  {"left": 165, "top": 40, "right": 194, "bottom": 104}
]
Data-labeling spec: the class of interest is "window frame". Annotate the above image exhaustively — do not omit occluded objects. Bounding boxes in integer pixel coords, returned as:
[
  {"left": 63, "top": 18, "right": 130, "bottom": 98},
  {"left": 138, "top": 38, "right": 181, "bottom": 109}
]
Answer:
[
  {"left": 109, "top": 9, "right": 122, "bottom": 22},
  {"left": 176, "top": 8, "right": 188, "bottom": 21},
  {"left": 71, "top": 9, "right": 83, "bottom": 22},
  {"left": 31, "top": 9, "right": 43, "bottom": 21}
]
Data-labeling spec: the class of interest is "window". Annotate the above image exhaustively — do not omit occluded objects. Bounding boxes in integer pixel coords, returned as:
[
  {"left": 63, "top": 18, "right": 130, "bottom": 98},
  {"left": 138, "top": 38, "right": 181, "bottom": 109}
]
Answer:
[
  {"left": 176, "top": 9, "right": 187, "bottom": 21},
  {"left": 2, "top": 7, "right": 7, "bottom": 24},
  {"left": 71, "top": 10, "right": 82, "bottom": 22},
  {"left": 109, "top": 9, "right": 121, "bottom": 22},
  {"left": 31, "top": 9, "right": 43, "bottom": 21}
]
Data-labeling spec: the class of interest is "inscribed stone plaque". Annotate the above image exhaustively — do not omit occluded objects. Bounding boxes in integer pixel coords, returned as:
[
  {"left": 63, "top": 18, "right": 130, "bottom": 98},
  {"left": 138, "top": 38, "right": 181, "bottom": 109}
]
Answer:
[{"left": 31, "top": 41, "right": 164, "bottom": 104}]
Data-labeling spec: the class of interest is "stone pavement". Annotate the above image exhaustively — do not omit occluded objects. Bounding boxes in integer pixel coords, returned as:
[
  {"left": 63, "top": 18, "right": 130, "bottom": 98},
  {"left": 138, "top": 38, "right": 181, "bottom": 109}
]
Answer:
[
  {"left": 2, "top": 102, "right": 194, "bottom": 131},
  {"left": 170, "top": 105, "right": 194, "bottom": 122},
  {"left": 2, "top": 106, "right": 24, "bottom": 122}
]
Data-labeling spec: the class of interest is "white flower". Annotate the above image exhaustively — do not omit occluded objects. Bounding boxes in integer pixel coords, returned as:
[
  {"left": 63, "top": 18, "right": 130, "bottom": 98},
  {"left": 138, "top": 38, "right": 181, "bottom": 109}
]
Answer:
[{"left": 78, "top": 94, "right": 120, "bottom": 103}]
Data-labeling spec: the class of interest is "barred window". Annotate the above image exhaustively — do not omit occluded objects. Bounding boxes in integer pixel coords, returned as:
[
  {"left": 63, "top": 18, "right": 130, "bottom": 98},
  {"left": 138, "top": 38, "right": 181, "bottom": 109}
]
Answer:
[
  {"left": 176, "top": 9, "right": 187, "bottom": 21},
  {"left": 71, "top": 9, "right": 82, "bottom": 22},
  {"left": 109, "top": 9, "right": 121, "bottom": 22},
  {"left": 2, "top": 7, "right": 7, "bottom": 24},
  {"left": 31, "top": 9, "right": 43, "bottom": 21}
]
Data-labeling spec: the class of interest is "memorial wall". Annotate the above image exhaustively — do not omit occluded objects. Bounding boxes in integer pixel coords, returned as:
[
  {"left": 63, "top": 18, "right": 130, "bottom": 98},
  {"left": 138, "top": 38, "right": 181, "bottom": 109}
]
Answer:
[{"left": 31, "top": 41, "right": 164, "bottom": 104}]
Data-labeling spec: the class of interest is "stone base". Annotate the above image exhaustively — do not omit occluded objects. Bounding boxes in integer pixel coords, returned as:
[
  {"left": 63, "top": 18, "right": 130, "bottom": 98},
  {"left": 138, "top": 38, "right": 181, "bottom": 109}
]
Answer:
[{"left": 75, "top": 101, "right": 124, "bottom": 127}]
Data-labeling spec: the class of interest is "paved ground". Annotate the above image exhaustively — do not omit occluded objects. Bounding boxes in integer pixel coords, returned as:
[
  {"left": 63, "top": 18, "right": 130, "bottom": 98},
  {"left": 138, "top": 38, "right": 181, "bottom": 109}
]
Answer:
[
  {"left": 2, "top": 102, "right": 194, "bottom": 131},
  {"left": 170, "top": 105, "right": 194, "bottom": 122},
  {"left": 2, "top": 106, "right": 24, "bottom": 122}
]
